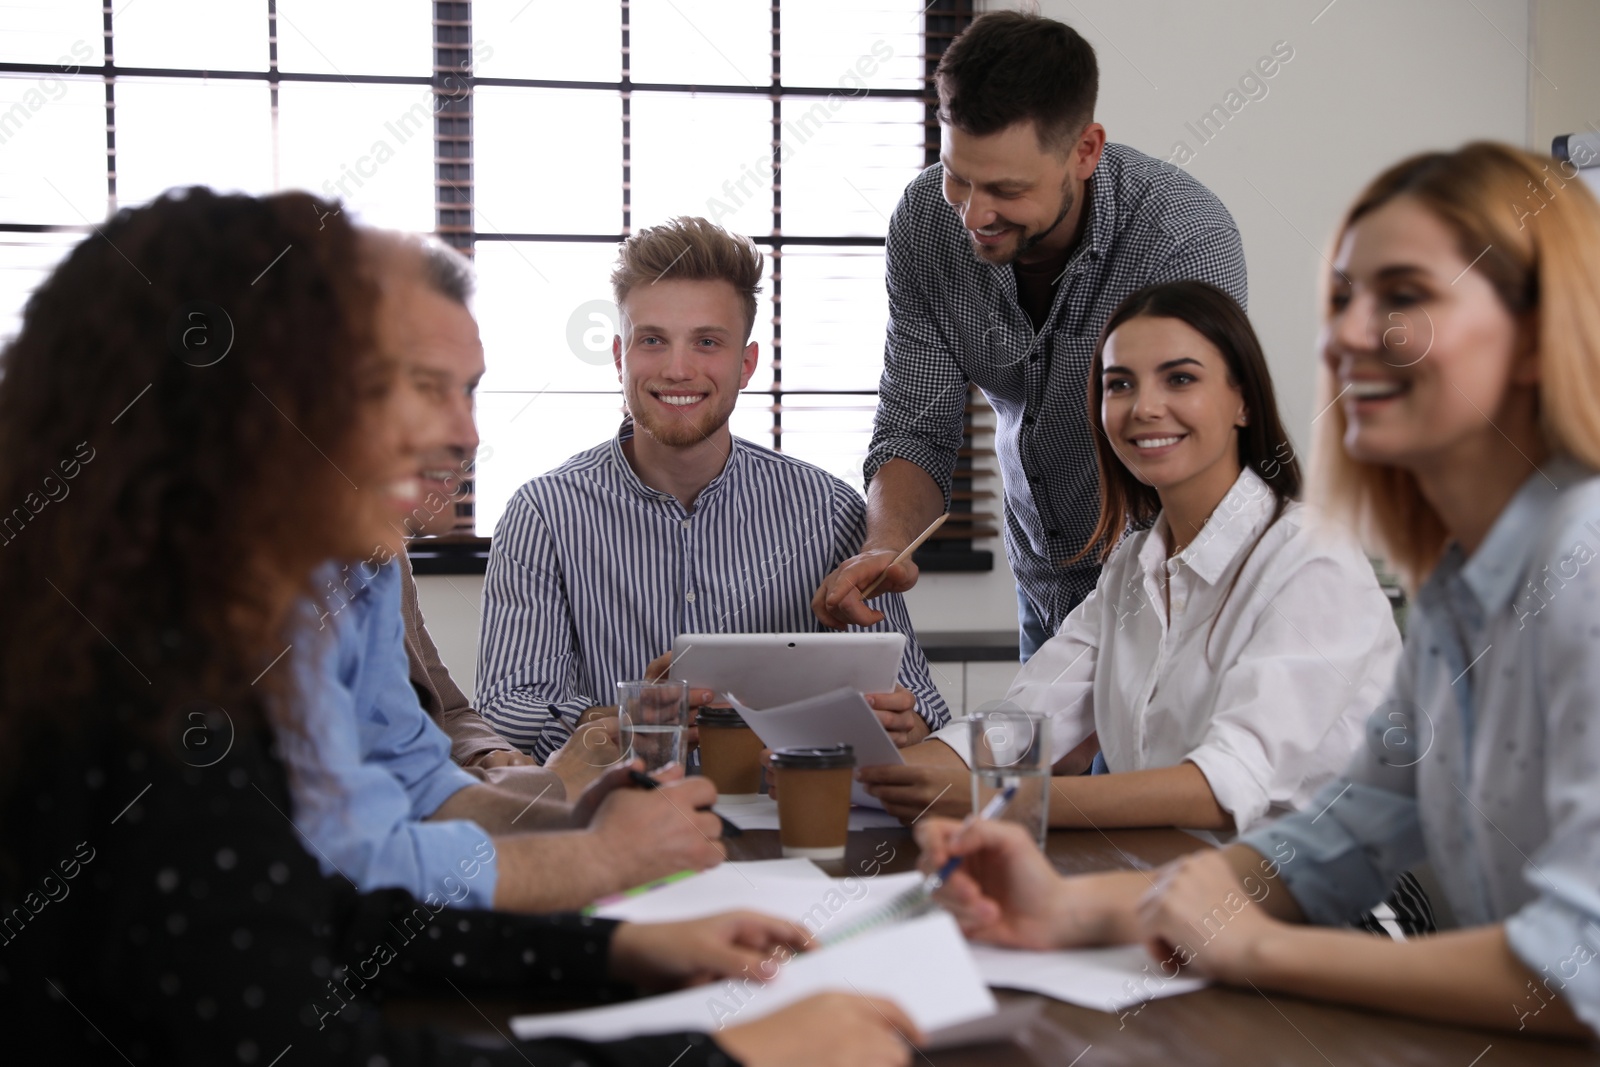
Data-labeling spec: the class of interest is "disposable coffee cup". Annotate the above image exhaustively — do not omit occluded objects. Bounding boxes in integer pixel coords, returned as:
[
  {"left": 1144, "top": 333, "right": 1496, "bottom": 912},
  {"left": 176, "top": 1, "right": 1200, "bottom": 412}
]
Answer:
[
  {"left": 697, "top": 706, "right": 765, "bottom": 800},
  {"left": 771, "top": 744, "right": 855, "bottom": 860}
]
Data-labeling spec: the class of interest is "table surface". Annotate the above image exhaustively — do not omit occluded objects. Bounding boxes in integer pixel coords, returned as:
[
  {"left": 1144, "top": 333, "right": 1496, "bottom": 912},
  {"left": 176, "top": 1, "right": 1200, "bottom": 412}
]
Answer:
[{"left": 410, "top": 825, "right": 1600, "bottom": 1066}]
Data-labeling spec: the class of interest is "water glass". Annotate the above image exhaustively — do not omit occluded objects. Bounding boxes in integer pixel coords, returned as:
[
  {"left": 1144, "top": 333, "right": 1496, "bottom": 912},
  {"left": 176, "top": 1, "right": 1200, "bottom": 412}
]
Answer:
[
  {"left": 617, "top": 679, "right": 689, "bottom": 773},
  {"left": 968, "top": 708, "right": 1051, "bottom": 849}
]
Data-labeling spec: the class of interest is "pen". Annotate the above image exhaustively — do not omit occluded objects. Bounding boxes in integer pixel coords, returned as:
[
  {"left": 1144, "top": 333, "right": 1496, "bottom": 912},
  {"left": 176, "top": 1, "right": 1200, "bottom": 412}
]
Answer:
[
  {"left": 815, "top": 783, "right": 1021, "bottom": 948},
  {"left": 924, "top": 783, "right": 1018, "bottom": 893},
  {"left": 627, "top": 769, "right": 744, "bottom": 837},
  {"left": 860, "top": 513, "right": 948, "bottom": 600}
]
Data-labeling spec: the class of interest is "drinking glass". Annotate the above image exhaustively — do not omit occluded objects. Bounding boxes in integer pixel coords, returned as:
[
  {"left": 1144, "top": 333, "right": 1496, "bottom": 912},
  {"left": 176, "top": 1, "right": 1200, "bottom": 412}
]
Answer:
[
  {"left": 967, "top": 707, "right": 1051, "bottom": 849},
  {"left": 617, "top": 679, "right": 690, "bottom": 773}
]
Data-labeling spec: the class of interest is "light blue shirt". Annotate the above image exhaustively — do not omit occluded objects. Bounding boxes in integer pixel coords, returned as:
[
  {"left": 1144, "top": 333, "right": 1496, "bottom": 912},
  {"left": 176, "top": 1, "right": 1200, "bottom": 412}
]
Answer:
[
  {"left": 1242, "top": 459, "right": 1600, "bottom": 1034},
  {"left": 286, "top": 557, "right": 499, "bottom": 910}
]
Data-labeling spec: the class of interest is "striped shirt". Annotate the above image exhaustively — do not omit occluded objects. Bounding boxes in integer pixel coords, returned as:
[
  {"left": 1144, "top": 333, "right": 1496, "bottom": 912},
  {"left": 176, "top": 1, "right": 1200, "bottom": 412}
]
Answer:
[
  {"left": 477, "top": 420, "right": 951, "bottom": 760},
  {"left": 868, "top": 144, "right": 1248, "bottom": 636}
]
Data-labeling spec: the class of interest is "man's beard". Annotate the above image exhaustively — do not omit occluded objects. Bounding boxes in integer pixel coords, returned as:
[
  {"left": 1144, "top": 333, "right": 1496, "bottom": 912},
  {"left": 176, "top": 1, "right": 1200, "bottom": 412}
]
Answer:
[
  {"left": 632, "top": 399, "right": 728, "bottom": 449},
  {"left": 971, "top": 177, "right": 1076, "bottom": 266}
]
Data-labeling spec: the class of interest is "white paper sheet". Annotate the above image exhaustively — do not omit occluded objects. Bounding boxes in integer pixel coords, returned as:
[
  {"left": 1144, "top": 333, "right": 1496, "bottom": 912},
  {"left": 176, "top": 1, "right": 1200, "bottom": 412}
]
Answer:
[
  {"left": 969, "top": 943, "right": 1206, "bottom": 1013},
  {"left": 595, "top": 866, "right": 930, "bottom": 936},
  {"left": 714, "top": 794, "right": 903, "bottom": 831},
  {"left": 727, "top": 688, "right": 902, "bottom": 807},
  {"left": 511, "top": 911, "right": 996, "bottom": 1041}
]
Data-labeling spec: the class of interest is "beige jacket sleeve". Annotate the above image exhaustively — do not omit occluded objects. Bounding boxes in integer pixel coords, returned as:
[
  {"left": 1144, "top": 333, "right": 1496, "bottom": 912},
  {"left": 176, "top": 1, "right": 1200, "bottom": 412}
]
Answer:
[{"left": 397, "top": 550, "right": 564, "bottom": 799}]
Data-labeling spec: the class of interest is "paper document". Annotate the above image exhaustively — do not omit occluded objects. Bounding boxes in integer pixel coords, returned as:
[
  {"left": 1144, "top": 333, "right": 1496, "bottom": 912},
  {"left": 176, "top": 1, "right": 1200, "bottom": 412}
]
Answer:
[
  {"left": 728, "top": 687, "right": 902, "bottom": 807},
  {"left": 511, "top": 911, "right": 996, "bottom": 1041},
  {"left": 714, "top": 794, "right": 902, "bottom": 831},
  {"left": 596, "top": 866, "right": 930, "bottom": 936},
  {"left": 969, "top": 943, "right": 1206, "bottom": 1013}
]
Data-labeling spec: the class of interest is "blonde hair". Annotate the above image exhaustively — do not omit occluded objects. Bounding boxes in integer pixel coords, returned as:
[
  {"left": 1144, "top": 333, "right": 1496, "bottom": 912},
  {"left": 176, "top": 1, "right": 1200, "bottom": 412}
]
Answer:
[
  {"left": 610, "top": 217, "right": 764, "bottom": 341},
  {"left": 1313, "top": 141, "right": 1600, "bottom": 589}
]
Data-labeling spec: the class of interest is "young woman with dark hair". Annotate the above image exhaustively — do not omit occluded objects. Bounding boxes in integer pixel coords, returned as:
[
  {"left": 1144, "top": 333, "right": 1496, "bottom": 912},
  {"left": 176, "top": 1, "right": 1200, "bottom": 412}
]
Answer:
[
  {"left": 0, "top": 188, "right": 915, "bottom": 1067},
  {"left": 865, "top": 280, "right": 1402, "bottom": 840}
]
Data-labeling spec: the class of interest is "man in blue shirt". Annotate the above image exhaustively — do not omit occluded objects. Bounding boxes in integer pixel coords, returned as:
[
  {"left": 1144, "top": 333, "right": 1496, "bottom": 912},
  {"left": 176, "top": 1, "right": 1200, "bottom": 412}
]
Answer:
[{"left": 286, "top": 233, "right": 726, "bottom": 911}]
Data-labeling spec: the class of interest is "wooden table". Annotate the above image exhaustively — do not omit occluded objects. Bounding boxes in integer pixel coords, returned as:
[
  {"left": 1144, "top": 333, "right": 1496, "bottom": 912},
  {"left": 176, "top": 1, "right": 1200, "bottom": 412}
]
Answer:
[
  {"left": 406, "top": 824, "right": 1598, "bottom": 1065},
  {"left": 721, "top": 825, "right": 1600, "bottom": 1067}
]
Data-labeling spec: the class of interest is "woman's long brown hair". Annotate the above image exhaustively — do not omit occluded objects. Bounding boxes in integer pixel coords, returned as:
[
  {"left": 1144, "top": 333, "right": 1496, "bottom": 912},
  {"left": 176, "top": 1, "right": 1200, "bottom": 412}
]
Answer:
[{"left": 0, "top": 187, "right": 381, "bottom": 795}]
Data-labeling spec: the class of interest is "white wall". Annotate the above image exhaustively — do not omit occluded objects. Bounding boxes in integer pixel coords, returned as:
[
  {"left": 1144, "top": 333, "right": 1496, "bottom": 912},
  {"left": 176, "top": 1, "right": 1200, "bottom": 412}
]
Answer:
[{"left": 420, "top": 0, "right": 1541, "bottom": 694}]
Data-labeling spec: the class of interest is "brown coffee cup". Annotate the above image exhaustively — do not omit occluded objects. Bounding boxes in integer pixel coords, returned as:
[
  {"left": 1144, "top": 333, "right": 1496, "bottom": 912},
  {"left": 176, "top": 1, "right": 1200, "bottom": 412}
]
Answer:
[
  {"left": 697, "top": 707, "right": 765, "bottom": 799},
  {"left": 771, "top": 744, "right": 855, "bottom": 860}
]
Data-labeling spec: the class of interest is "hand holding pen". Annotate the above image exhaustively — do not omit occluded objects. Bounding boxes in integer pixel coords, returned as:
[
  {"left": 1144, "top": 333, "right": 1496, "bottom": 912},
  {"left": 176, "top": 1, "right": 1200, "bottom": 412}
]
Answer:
[{"left": 909, "top": 791, "right": 1067, "bottom": 952}]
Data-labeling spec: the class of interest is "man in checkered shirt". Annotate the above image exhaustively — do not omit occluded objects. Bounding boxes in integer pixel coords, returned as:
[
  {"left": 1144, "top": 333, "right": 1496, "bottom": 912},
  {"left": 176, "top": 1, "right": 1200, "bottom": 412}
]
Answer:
[{"left": 813, "top": 11, "right": 1248, "bottom": 660}]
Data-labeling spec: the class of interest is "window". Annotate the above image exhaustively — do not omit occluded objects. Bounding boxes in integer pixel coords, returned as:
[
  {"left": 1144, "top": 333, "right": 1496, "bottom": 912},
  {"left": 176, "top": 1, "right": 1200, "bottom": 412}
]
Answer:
[{"left": 0, "top": 0, "right": 991, "bottom": 566}]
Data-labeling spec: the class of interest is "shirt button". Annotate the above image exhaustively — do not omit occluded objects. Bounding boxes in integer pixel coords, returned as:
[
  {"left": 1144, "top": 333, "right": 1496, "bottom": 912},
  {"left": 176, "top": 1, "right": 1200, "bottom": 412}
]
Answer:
[
  {"left": 686, "top": 591, "right": 697, "bottom": 603},
  {"left": 680, "top": 518, "right": 691, "bottom": 529}
]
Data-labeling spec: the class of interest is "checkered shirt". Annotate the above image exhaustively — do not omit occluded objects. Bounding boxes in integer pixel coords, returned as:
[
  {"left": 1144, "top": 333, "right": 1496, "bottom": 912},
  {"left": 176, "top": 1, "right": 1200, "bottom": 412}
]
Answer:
[{"left": 866, "top": 142, "right": 1249, "bottom": 635}]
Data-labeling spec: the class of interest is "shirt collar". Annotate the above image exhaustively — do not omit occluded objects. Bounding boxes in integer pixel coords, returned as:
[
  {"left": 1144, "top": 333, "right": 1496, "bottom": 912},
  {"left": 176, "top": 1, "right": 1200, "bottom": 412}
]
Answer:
[
  {"left": 605, "top": 416, "right": 747, "bottom": 506},
  {"left": 1421, "top": 456, "right": 1592, "bottom": 617},
  {"left": 1081, "top": 153, "right": 1115, "bottom": 261},
  {"left": 1136, "top": 467, "right": 1280, "bottom": 585}
]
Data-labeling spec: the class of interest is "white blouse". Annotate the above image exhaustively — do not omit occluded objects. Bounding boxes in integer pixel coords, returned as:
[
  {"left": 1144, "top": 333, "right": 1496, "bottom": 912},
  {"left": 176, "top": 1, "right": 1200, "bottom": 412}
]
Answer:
[{"left": 933, "top": 467, "right": 1403, "bottom": 834}]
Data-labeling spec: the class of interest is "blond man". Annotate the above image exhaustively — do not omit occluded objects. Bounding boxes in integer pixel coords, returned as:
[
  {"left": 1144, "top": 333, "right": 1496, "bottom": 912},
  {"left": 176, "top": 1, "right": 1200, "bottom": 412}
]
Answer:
[{"left": 477, "top": 217, "right": 949, "bottom": 759}]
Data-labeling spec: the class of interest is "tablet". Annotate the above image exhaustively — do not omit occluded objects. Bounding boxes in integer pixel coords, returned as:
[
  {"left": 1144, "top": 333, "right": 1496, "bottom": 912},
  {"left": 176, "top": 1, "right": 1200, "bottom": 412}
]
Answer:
[{"left": 668, "top": 631, "right": 906, "bottom": 709}]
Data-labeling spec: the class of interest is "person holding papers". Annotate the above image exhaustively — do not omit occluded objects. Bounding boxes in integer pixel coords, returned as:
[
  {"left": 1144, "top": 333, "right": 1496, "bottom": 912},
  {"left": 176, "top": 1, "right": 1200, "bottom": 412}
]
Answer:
[
  {"left": 864, "top": 280, "right": 1401, "bottom": 841},
  {"left": 476, "top": 217, "right": 949, "bottom": 759},
  {"left": 914, "top": 143, "right": 1600, "bottom": 1040},
  {"left": 0, "top": 189, "right": 918, "bottom": 1066}
]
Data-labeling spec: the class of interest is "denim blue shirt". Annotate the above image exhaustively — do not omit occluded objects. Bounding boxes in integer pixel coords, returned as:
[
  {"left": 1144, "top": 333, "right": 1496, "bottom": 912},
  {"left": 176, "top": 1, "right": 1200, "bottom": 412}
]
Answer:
[
  {"left": 287, "top": 557, "right": 498, "bottom": 910},
  {"left": 1242, "top": 459, "right": 1600, "bottom": 1034}
]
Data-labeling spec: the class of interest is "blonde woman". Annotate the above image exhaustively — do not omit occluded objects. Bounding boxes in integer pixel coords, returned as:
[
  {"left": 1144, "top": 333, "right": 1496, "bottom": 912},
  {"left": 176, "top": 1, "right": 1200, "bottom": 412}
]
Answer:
[{"left": 914, "top": 142, "right": 1600, "bottom": 1038}]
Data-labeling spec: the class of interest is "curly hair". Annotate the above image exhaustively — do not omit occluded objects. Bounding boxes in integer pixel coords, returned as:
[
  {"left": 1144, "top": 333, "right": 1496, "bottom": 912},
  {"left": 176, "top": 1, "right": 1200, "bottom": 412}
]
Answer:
[{"left": 0, "top": 187, "right": 383, "bottom": 788}]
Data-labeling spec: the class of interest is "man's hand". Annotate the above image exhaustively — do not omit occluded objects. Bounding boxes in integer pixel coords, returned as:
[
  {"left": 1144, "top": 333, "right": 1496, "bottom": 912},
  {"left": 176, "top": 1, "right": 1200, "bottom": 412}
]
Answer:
[
  {"left": 473, "top": 748, "right": 536, "bottom": 770},
  {"left": 643, "top": 650, "right": 717, "bottom": 707},
  {"left": 866, "top": 686, "right": 928, "bottom": 747},
  {"left": 913, "top": 817, "right": 1068, "bottom": 951},
  {"left": 590, "top": 773, "right": 726, "bottom": 883},
  {"left": 715, "top": 993, "right": 921, "bottom": 1067},
  {"left": 608, "top": 911, "right": 813, "bottom": 992},
  {"left": 812, "top": 548, "right": 919, "bottom": 630},
  {"left": 547, "top": 717, "right": 624, "bottom": 797},
  {"left": 858, "top": 762, "right": 969, "bottom": 822}
]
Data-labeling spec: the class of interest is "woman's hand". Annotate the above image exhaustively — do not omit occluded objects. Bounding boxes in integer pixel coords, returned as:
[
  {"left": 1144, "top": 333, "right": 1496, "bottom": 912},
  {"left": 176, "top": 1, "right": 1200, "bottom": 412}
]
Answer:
[
  {"left": 857, "top": 763, "right": 972, "bottom": 822},
  {"left": 1135, "top": 851, "right": 1282, "bottom": 984},
  {"left": 913, "top": 817, "right": 1068, "bottom": 950},
  {"left": 608, "top": 911, "right": 813, "bottom": 992},
  {"left": 714, "top": 992, "right": 922, "bottom": 1067}
]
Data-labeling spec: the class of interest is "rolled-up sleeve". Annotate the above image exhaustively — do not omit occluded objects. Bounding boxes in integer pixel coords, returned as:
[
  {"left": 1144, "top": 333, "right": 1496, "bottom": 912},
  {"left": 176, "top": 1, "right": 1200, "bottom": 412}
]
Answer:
[
  {"left": 863, "top": 190, "right": 970, "bottom": 504},
  {"left": 478, "top": 489, "right": 600, "bottom": 761}
]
